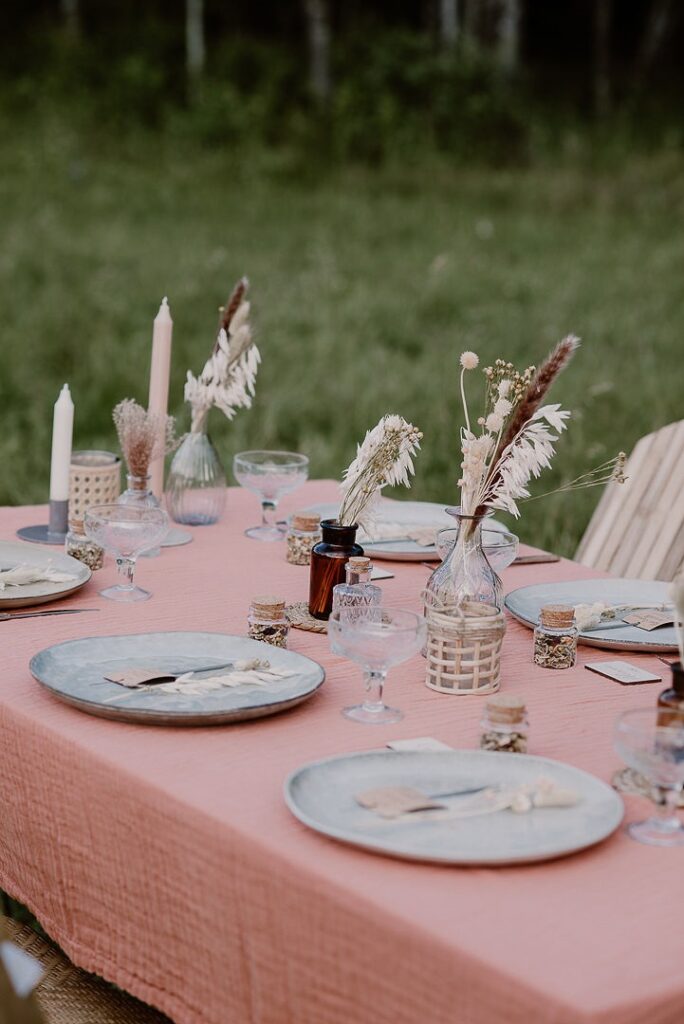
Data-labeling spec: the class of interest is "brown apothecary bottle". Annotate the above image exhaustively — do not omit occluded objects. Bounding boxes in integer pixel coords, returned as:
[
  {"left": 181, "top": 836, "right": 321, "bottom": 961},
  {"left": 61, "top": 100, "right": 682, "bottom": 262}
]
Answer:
[
  {"left": 308, "top": 520, "right": 364, "bottom": 620},
  {"left": 657, "top": 661, "right": 684, "bottom": 727}
]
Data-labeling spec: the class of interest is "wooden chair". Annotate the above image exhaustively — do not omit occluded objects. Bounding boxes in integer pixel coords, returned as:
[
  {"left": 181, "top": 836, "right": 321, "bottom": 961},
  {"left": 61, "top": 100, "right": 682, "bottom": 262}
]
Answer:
[{"left": 575, "top": 419, "right": 684, "bottom": 581}]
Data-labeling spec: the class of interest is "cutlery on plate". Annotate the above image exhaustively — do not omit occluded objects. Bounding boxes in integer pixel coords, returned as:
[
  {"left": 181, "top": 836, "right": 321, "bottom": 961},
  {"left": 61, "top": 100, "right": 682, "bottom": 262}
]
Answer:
[
  {"left": 512, "top": 553, "right": 561, "bottom": 565},
  {"left": 0, "top": 608, "right": 100, "bottom": 622},
  {"left": 103, "top": 661, "right": 238, "bottom": 686}
]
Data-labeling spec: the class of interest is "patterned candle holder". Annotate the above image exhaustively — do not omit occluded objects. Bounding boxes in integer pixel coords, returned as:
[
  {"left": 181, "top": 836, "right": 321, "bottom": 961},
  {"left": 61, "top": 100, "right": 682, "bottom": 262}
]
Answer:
[{"left": 69, "top": 451, "right": 121, "bottom": 519}]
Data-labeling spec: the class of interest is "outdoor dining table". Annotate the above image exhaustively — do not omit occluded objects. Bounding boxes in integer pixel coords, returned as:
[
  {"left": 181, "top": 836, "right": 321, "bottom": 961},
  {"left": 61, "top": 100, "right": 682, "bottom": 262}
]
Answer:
[{"left": 0, "top": 480, "right": 682, "bottom": 1024}]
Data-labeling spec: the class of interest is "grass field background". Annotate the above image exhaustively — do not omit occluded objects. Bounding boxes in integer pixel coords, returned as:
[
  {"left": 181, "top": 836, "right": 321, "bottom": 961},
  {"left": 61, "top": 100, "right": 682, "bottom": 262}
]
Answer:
[{"left": 1, "top": 111, "right": 682, "bottom": 555}]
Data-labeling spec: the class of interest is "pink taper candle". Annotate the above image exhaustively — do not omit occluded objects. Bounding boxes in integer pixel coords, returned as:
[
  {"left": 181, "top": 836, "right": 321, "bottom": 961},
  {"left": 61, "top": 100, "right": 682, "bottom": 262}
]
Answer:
[{"left": 147, "top": 297, "right": 173, "bottom": 499}]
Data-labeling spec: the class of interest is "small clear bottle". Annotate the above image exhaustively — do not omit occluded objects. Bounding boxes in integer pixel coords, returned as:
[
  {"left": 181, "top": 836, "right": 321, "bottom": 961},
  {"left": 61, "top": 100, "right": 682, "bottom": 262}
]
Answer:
[
  {"left": 286, "top": 512, "right": 322, "bottom": 566},
  {"left": 533, "top": 604, "right": 578, "bottom": 669},
  {"left": 332, "top": 557, "right": 382, "bottom": 616},
  {"left": 480, "top": 694, "right": 529, "bottom": 753},
  {"left": 65, "top": 517, "right": 105, "bottom": 571},
  {"left": 247, "top": 595, "right": 289, "bottom": 648}
]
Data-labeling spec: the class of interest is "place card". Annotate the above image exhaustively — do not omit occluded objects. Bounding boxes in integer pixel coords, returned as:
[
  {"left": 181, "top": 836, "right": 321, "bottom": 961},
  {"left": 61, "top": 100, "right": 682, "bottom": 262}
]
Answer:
[
  {"left": 386, "top": 737, "right": 454, "bottom": 752},
  {"left": 371, "top": 567, "right": 394, "bottom": 581},
  {"left": 104, "top": 667, "right": 174, "bottom": 687},
  {"left": 621, "top": 611, "right": 675, "bottom": 631},
  {"left": 585, "top": 660, "right": 662, "bottom": 685},
  {"left": 356, "top": 786, "right": 443, "bottom": 818}
]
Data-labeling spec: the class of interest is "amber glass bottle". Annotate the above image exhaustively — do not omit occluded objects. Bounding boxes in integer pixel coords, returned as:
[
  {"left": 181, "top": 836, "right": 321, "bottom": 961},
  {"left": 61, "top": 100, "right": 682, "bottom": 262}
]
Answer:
[
  {"left": 657, "top": 662, "right": 684, "bottom": 727},
  {"left": 308, "top": 520, "right": 364, "bottom": 620}
]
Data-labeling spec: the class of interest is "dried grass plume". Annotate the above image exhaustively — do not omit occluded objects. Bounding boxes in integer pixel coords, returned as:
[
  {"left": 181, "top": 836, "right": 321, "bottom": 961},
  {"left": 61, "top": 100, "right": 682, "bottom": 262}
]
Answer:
[{"left": 113, "top": 399, "right": 181, "bottom": 480}]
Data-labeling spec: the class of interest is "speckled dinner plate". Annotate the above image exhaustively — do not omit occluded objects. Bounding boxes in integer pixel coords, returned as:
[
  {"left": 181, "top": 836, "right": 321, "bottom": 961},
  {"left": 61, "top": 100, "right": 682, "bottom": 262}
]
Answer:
[
  {"left": 505, "top": 578, "right": 678, "bottom": 652},
  {"left": 0, "top": 540, "right": 91, "bottom": 609},
  {"left": 285, "top": 750, "right": 623, "bottom": 865},
  {"left": 30, "top": 632, "right": 325, "bottom": 726}
]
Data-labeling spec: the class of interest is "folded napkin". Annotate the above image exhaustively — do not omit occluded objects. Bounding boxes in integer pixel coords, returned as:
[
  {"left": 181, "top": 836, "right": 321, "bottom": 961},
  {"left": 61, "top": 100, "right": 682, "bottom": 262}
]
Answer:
[{"left": 0, "top": 564, "right": 79, "bottom": 590}]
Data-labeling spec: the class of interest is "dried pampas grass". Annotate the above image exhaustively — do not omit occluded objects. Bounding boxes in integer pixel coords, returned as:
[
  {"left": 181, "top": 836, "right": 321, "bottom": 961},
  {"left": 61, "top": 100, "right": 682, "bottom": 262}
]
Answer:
[{"left": 113, "top": 399, "right": 181, "bottom": 480}]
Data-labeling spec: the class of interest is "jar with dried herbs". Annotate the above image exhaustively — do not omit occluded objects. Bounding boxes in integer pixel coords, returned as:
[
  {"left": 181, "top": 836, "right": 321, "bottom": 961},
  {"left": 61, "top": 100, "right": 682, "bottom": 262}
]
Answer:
[
  {"left": 480, "top": 694, "right": 529, "bottom": 753},
  {"left": 286, "top": 512, "right": 322, "bottom": 566},
  {"left": 248, "top": 595, "right": 289, "bottom": 648},
  {"left": 65, "top": 519, "right": 104, "bottom": 571},
  {"left": 533, "top": 604, "right": 577, "bottom": 669}
]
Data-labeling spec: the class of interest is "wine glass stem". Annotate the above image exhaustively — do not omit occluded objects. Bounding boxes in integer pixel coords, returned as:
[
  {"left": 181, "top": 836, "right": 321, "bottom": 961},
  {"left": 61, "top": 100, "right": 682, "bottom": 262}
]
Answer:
[
  {"left": 261, "top": 500, "right": 278, "bottom": 528},
  {"left": 656, "top": 786, "right": 683, "bottom": 830},
  {"left": 362, "top": 670, "right": 387, "bottom": 712},
  {"left": 116, "top": 557, "right": 136, "bottom": 591}
]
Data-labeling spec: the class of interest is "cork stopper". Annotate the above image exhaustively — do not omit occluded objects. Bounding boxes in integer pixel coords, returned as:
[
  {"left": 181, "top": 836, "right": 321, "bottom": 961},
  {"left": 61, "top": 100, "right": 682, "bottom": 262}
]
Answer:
[
  {"left": 250, "top": 595, "right": 286, "bottom": 621},
  {"left": 291, "top": 511, "right": 321, "bottom": 532},
  {"left": 540, "top": 604, "right": 575, "bottom": 629},
  {"left": 347, "top": 556, "right": 371, "bottom": 571},
  {"left": 68, "top": 517, "right": 85, "bottom": 536},
  {"left": 486, "top": 694, "right": 526, "bottom": 725}
]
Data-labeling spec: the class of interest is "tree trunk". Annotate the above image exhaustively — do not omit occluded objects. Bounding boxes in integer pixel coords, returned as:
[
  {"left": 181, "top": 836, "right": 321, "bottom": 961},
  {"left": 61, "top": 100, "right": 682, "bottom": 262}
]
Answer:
[
  {"left": 186, "top": 0, "right": 206, "bottom": 88},
  {"left": 60, "top": 0, "right": 80, "bottom": 39},
  {"left": 496, "top": 0, "right": 521, "bottom": 75},
  {"left": 635, "top": 0, "right": 675, "bottom": 85},
  {"left": 439, "top": 0, "right": 459, "bottom": 49},
  {"left": 594, "top": 0, "right": 612, "bottom": 117},
  {"left": 304, "top": 0, "right": 331, "bottom": 103}
]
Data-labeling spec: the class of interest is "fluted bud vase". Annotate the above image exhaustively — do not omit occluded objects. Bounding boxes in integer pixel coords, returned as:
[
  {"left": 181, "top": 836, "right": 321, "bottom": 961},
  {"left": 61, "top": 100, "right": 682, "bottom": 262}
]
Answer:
[
  {"left": 166, "top": 428, "right": 227, "bottom": 526},
  {"left": 423, "top": 507, "right": 505, "bottom": 695}
]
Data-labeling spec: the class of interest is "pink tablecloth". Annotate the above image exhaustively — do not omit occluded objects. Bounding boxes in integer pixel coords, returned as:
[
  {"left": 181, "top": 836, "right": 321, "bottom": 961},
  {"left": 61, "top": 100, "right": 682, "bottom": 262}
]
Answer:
[{"left": 0, "top": 481, "right": 682, "bottom": 1024}]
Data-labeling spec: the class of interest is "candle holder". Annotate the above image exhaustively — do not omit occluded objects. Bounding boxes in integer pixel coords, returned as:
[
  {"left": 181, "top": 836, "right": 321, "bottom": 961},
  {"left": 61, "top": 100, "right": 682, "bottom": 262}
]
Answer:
[{"left": 17, "top": 500, "right": 69, "bottom": 545}]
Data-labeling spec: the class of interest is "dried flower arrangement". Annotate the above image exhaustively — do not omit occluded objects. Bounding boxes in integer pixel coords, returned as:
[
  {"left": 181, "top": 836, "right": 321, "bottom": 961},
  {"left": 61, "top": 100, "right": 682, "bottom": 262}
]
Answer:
[
  {"left": 113, "top": 399, "right": 181, "bottom": 481},
  {"left": 184, "top": 276, "right": 260, "bottom": 433},
  {"left": 338, "top": 415, "right": 423, "bottom": 527},
  {"left": 457, "top": 338, "right": 627, "bottom": 520}
]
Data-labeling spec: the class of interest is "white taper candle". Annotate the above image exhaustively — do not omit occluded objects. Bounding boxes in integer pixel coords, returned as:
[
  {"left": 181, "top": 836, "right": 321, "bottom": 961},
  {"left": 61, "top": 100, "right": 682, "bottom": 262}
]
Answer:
[
  {"left": 48, "top": 384, "right": 74, "bottom": 502},
  {"left": 148, "top": 296, "right": 174, "bottom": 499}
]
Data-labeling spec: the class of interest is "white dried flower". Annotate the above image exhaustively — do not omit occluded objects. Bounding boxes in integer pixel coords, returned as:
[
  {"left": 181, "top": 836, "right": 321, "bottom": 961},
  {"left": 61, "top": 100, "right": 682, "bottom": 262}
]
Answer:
[
  {"left": 460, "top": 351, "right": 479, "bottom": 370},
  {"left": 338, "top": 415, "right": 423, "bottom": 527},
  {"left": 498, "top": 379, "right": 511, "bottom": 397},
  {"left": 494, "top": 397, "right": 512, "bottom": 417},
  {"left": 485, "top": 413, "right": 504, "bottom": 433}
]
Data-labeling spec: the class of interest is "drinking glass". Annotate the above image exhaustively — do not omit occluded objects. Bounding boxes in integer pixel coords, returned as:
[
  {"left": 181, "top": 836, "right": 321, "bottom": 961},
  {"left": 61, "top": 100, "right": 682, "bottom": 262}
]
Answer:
[
  {"left": 233, "top": 451, "right": 309, "bottom": 541},
  {"left": 614, "top": 708, "right": 684, "bottom": 846},
  {"left": 84, "top": 504, "right": 169, "bottom": 602},
  {"left": 328, "top": 607, "right": 427, "bottom": 724}
]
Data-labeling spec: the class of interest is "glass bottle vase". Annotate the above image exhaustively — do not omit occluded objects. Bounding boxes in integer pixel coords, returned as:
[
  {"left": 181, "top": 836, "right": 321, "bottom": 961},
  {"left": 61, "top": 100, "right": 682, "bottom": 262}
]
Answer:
[
  {"left": 117, "top": 474, "right": 161, "bottom": 557},
  {"left": 165, "top": 430, "right": 227, "bottom": 526},
  {"left": 308, "top": 520, "right": 364, "bottom": 621},
  {"left": 425, "top": 507, "right": 503, "bottom": 614}
]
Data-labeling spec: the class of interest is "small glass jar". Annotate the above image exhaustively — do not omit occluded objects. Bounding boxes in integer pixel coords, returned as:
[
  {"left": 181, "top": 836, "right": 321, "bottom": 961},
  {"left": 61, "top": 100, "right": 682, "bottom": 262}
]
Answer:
[
  {"left": 248, "top": 595, "right": 289, "bottom": 648},
  {"left": 286, "top": 512, "right": 322, "bottom": 566},
  {"left": 480, "top": 694, "right": 528, "bottom": 753},
  {"left": 332, "top": 556, "right": 382, "bottom": 616},
  {"left": 533, "top": 604, "right": 578, "bottom": 669},
  {"left": 65, "top": 518, "right": 105, "bottom": 571}
]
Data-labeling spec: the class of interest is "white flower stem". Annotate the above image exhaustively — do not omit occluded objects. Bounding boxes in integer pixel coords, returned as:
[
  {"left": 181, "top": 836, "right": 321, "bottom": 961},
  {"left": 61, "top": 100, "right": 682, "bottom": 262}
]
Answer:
[{"left": 460, "top": 367, "right": 471, "bottom": 434}]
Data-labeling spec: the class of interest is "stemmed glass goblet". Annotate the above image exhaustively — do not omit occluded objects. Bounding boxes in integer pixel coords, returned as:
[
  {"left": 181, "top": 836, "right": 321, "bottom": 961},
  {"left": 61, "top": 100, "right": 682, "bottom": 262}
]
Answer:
[
  {"left": 328, "top": 607, "right": 427, "bottom": 724},
  {"left": 84, "top": 504, "right": 169, "bottom": 602},
  {"left": 233, "top": 451, "right": 309, "bottom": 541},
  {"left": 614, "top": 707, "right": 684, "bottom": 846}
]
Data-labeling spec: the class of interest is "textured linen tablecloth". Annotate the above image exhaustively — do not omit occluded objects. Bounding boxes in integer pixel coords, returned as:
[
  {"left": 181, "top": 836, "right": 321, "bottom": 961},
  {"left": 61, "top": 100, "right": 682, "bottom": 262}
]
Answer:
[{"left": 0, "top": 481, "right": 682, "bottom": 1024}]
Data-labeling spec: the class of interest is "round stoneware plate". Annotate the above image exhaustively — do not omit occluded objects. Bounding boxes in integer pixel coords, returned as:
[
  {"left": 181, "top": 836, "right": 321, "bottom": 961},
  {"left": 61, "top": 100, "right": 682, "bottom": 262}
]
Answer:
[
  {"left": 505, "top": 578, "right": 677, "bottom": 653},
  {"left": 0, "top": 540, "right": 91, "bottom": 609},
  {"left": 285, "top": 749, "right": 623, "bottom": 865},
  {"left": 30, "top": 632, "right": 325, "bottom": 726},
  {"left": 301, "top": 499, "right": 506, "bottom": 562}
]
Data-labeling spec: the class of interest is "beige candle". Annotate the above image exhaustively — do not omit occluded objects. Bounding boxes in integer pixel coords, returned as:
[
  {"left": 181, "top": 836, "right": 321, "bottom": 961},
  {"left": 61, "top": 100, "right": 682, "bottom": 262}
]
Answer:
[{"left": 147, "top": 297, "right": 173, "bottom": 499}]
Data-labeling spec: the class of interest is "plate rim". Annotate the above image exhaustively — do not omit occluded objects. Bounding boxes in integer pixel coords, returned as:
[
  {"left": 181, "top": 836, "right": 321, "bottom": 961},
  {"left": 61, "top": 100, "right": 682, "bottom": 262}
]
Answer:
[
  {"left": 30, "top": 630, "right": 326, "bottom": 725},
  {"left": 504, "top": 579, "right": 678, "bottom": 652},
  {"left": 284, "top": 748, "right": 624, "bottom": 865}
]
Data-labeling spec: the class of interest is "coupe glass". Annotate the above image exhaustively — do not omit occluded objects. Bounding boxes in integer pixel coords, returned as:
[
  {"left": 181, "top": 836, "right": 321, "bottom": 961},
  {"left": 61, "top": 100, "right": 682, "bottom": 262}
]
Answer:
[
  {"left": 328, "top": 607, "right": 427, "bottom": 724},
  {"left": 233, "top": 451, "right": 309, "bottom": 541},
  {"left": 84, "top": 504, "right": 169, "bottom": 602},
  {"left": 614, "top": 708, "right": 684, "bottom": 846}
]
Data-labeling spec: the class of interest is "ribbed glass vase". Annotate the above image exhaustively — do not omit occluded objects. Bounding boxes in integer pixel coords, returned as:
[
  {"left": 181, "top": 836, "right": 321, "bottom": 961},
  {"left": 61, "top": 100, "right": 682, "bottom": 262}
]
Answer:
[{"left": 166, "top": 430, "right": 227, "bottom": 526}]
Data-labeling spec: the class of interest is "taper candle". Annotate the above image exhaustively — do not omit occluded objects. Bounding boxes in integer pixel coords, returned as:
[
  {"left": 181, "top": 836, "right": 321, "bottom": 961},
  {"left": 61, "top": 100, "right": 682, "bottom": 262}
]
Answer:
[
  {"left": 49, "top": 384, "right": 74, "bottom": 502},
  {"left": 148, "top": 296, "right": 173, "bottom": 499}
]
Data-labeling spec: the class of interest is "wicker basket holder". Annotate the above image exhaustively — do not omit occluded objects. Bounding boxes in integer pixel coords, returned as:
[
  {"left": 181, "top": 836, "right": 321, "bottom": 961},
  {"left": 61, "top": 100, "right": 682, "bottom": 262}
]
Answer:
[
  {"left": 424, "top": 594, "right": 505, "bottom": 695},
  {"left": 69, "top": 451, "right": 121, "bottom": 520}
]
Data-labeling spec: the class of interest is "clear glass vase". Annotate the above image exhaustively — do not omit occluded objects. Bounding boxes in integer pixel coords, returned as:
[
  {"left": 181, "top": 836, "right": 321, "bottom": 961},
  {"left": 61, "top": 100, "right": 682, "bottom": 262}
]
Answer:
[
  {"left": 425, "top": 507, "right": 503, "bottom": 614},
  {"left": 165, "top": 430, "right": 227, "bottom": 526}
]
